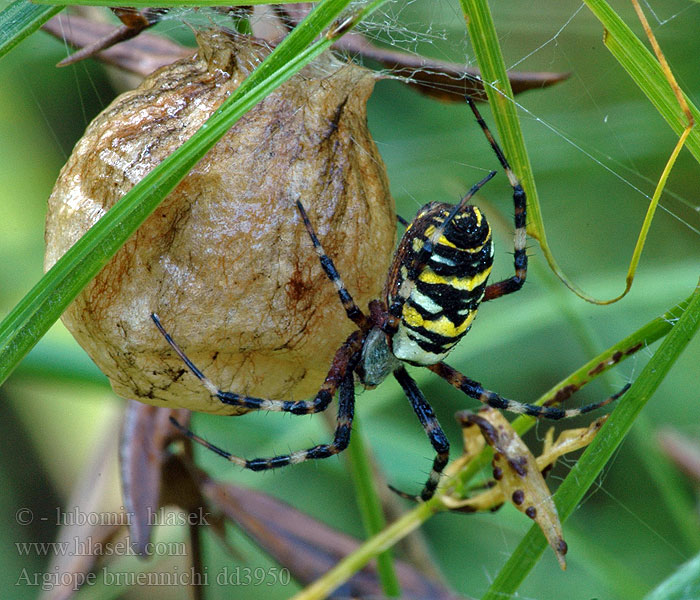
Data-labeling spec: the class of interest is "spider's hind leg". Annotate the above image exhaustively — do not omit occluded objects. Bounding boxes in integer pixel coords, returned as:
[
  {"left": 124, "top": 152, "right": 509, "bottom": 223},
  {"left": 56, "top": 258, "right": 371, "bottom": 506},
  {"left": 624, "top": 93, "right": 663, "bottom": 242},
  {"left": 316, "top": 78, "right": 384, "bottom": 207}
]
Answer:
[
  {"left": 153, "top": 314, "right": 365, "bottom": 470},
  {"left": 430, "top": 361, "right": 629, "bottom": 420},
  {"left": 390, "top": 366, "right": 450, "bottom": 502},
  {"left": 170, "top": 371, "right": 357, "bottom": 471},
  {"left": 295, "top": 200, "right": 369, "bottom": 330},
  {"left": 152, "top": 313, "right": 361, "bottom": 416}
]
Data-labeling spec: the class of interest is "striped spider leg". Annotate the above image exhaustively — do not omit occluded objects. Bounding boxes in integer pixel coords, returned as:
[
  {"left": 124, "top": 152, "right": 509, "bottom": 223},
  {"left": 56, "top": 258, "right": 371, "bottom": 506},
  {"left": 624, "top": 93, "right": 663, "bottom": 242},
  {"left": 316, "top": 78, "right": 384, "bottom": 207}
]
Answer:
[{"left": 155, "top": 314, "right": 365, "bottom": 470}]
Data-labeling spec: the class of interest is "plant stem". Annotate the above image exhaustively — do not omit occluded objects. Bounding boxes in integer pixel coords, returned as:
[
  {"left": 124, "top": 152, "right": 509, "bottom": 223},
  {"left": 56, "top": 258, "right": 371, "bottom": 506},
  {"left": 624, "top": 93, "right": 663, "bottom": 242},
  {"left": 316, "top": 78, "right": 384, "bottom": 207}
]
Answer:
[{"left": 346, "top": 415, "right": 401, "bottom": 596}]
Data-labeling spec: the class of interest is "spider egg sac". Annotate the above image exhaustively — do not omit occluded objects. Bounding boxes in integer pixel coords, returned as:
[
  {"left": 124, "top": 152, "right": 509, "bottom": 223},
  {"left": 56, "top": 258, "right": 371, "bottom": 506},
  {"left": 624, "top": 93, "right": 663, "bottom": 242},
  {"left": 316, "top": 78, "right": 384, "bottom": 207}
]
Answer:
[{"left": 44, "top": 28, "right": 395, "bottom": 415}]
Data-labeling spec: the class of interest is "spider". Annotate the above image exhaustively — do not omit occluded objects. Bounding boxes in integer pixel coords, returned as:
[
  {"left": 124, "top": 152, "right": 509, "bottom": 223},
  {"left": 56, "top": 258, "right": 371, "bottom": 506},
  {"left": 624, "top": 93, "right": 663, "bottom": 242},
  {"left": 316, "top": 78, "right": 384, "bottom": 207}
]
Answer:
[{"left": 152, "top": 97, "right": 629, "bottom": 501}]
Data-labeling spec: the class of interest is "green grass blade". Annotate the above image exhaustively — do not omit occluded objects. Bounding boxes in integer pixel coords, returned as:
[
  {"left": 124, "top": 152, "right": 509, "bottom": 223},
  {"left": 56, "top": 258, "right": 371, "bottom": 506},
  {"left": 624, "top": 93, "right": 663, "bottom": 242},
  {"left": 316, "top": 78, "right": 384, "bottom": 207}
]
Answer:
[
  {"left": 644, "top": 551, "right": 700, "bottom": 600},
  {"left": 0, "top": 0, "right": 358, "bottom": 388},
  {"left": 346, "top": 416, "right": 400, "bottom": 596},
  {"left": 0, "top": 0, "right": 62, "bottom": 58},
  {"left": 483, "top": 282, "right": 700, "bottom": 598},
  {"left": 457, "top": 0, "right": 597, "bottom": 301},
  {"left": 457, "top": 0, "right": 540, "bottom": 235}
]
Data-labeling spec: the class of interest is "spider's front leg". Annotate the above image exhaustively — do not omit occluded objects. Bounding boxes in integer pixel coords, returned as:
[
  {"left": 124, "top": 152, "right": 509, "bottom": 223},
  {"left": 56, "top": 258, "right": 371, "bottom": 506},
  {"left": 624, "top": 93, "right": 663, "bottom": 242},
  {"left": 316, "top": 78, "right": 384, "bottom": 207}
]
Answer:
[
  {"left": 294, "top": 199, "right": 370, "bottom": 331},
  {"left": 390, "top": 366, "right": 450, "bottom": 502},
  {"left": 464, "top": 97, "right": 528, "bottom": 303}
]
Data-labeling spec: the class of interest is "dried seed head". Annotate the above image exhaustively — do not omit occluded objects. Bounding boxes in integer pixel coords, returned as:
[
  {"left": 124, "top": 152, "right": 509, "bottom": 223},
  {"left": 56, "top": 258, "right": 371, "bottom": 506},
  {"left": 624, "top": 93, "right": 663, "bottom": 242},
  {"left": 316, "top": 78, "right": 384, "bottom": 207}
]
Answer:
[{"left": 45, "top": 29, "right": 395, "bottom": 414}]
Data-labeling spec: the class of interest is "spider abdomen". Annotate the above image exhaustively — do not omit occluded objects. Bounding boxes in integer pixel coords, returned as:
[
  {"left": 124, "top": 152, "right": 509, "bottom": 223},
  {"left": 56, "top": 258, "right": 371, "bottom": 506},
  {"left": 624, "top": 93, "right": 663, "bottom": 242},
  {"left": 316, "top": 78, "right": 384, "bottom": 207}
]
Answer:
[{"left": 388, "top": 202, "right": 494, "bottom": 365}]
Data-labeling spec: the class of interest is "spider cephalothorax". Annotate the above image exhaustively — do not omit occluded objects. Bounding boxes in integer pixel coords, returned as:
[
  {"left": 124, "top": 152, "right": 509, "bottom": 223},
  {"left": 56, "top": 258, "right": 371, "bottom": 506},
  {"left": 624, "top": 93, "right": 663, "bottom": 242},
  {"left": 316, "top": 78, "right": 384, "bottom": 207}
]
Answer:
[{"left": 154, "top": 97, "right": 627, "bottom": 501}]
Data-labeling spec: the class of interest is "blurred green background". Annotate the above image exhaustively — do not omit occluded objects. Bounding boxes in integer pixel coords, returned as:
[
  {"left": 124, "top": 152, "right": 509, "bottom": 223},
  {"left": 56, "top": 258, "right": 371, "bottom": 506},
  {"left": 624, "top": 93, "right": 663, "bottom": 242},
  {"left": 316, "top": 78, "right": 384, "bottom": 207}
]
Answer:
[{"left": 1, "top": 1, "right": 699, "bottom": 599}]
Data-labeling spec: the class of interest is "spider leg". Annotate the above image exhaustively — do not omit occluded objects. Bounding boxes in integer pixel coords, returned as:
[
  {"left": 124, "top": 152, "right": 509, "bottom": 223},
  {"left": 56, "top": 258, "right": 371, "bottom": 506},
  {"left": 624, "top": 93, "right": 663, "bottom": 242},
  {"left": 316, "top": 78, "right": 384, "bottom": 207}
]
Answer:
[
  {"left": 152, "top": 313, "right": 362, "bottom": 415},
  {"left": 170, "top": 370, "right": 356, "bottom": 470},
  {"left": 464, "top": 97, "right": 528, "bottom": 302},
  {"left": 429, "top": 361, "right": 630, "bottom": 420},
  {"left": 389, "top": 366, "right": 450, "bottom": 501},
  {"left": 295, "top": 200, "right": 369, "bottom": 330}
]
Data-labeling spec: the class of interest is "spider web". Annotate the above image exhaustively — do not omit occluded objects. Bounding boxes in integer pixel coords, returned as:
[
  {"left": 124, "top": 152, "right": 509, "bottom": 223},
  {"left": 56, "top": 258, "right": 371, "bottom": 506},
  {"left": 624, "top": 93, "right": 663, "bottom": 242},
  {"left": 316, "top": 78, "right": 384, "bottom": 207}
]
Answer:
[
  {"left": 3, "top": 1, "right": 699, "bottom": 599},
  {"left": 344, "top": 3, "right": 699, "bottom": 597}
]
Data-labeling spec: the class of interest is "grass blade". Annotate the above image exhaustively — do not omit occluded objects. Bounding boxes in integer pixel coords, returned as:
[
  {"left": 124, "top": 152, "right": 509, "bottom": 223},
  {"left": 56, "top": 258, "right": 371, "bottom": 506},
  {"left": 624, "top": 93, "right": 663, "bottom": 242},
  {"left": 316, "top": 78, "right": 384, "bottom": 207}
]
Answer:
[
  {"left": 457, "top": 0, "right": 540, "bottom": 236},
  {"left": 456, "top": 0, "right": 599, "bottom": 302},
  {"left": 0, "top": 0, "right": 62, "bottom": 58}
]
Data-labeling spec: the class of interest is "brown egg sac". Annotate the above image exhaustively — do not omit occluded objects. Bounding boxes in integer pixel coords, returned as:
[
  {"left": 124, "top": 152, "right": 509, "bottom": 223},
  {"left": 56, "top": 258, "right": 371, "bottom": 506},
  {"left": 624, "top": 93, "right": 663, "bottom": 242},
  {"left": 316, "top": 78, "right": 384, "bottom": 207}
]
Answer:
[{"left": 44, "top": 28, "right": 396, "bottom": 414}]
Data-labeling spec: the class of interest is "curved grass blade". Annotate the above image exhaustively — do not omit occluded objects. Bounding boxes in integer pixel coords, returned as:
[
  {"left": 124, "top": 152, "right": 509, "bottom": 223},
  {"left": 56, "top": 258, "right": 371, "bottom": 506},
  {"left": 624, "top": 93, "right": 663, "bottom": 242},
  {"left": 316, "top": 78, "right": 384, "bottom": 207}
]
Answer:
[
  {"left": 0, "top": 0, "right": 365, "bottom": 388},
  {"left": 571, "top": 0, "right": 697, "bottom": 305},
  {"left": 459, "top": 0, "right": 699, "bottom": 306},
  {"left": 482, "top": 281, "right": 700, "bottom": 599},
  {"left": 0, "top": 0, "right": 62, "bottom": 58},
  {"left": 585, "top": 0, "right": 700, "bottom": 159}
]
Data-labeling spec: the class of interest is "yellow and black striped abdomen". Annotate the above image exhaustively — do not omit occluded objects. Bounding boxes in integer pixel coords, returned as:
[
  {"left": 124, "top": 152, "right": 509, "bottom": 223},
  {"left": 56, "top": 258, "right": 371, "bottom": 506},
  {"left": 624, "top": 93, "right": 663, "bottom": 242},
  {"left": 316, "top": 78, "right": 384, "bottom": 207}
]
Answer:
[{"left": 386, "top": 202, "right": 494, "bottom": 365}]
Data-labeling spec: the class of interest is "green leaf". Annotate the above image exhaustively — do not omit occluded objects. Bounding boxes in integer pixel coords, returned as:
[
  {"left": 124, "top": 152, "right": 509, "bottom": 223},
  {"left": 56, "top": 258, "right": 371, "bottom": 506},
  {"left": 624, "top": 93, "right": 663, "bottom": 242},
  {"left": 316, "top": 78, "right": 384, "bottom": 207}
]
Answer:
[
  {"left": 644, "top": 551, "right": 700, "bottom": 600},
  {"left": 0, "top": 0, "right": 62, "bottom": 58},
  {"left": 0, "top": 0, "right": 360, "bottom": 387}
]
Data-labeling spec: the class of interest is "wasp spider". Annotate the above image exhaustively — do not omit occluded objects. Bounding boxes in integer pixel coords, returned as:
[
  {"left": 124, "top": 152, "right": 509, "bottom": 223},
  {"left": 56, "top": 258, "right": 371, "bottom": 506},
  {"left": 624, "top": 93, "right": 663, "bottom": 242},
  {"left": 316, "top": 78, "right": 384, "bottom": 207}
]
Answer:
[{"left": 153, "top": 97, "right": 628, "bottom": 501}]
